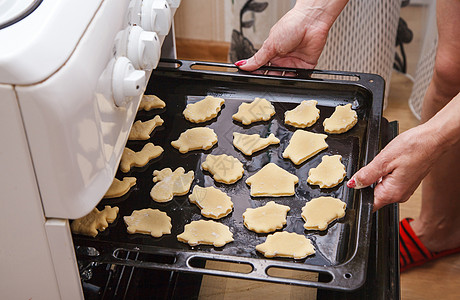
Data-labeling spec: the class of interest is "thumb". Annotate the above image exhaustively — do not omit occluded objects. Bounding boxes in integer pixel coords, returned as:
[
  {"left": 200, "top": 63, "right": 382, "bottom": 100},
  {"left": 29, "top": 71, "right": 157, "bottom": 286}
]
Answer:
[
  {"left": 347, "top": 156, "right": 391, "bottom": 189},
  {"left": 236, "top": 43, "right": 276, "bottom": 71}
]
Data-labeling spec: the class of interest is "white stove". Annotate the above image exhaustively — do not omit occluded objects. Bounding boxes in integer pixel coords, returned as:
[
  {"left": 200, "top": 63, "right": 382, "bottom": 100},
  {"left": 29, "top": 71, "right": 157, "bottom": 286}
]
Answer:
[{"left": 0, "top": 0, "right": 179, "bottom": 298}]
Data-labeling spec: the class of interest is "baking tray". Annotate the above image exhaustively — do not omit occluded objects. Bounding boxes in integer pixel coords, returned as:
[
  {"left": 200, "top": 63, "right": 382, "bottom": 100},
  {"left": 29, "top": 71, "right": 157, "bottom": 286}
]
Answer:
[{"left": 73, "top": 59, "right": 385, "bottom": 291}]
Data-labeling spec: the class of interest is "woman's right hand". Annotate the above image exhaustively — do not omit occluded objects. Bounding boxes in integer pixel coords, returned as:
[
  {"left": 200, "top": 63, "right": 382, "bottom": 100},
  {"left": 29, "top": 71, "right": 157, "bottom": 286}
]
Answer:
[{"left": 236, "top": 0, "right": 349, "bottom": 71}]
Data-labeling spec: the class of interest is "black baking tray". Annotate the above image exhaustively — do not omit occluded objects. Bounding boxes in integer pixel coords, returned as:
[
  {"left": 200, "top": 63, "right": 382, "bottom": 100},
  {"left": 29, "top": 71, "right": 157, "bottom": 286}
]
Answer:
[{"left": 73, "top": 59, "right": 385, "bottom": 291}]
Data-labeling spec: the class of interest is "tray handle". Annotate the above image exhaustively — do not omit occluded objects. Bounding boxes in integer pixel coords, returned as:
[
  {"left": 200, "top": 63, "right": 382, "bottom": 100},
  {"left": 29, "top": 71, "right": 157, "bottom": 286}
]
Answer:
[
  {"left": 75, "top": 240, "right": 366, "bottom": 291},
  {"left": 156, "top": 58, "right": 383, "bottom": 87}
]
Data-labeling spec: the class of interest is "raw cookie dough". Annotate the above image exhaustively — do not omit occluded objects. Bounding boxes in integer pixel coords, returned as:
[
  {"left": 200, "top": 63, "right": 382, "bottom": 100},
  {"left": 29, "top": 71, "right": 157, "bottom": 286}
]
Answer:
[
  {"left": 171, "top": 127, "right": 218, "bottom": 153},
  {"left": 120, "top": 143, "right": 164, "bottom": 173},
  {"left": 177, "top": 220, "right": 234, "bottom": 247},
  {"left": 104, "top": 177, "right": 137, "bottom": 198},
  {"left": 183, "top": 96, "right": 225, "bottom": 123},
  {"left": 245, "top": 163, "right": 299, "bottom": 197},
  {"left": 201, "top": 154, "right": 244, "bottom": 184},
  {"left": 243, "top": 201, "right": 290, "bottom": 233},
  {"left": 124, "top": 208, "right": 172, "bottom": 237},
  {"left": 282, "top": 130, "right": 328, "bottom": 165},
  {"left": 256, "top": 231, "right": 315, "bottom": 259},
  {"left": 301, "top": 196, "right": 346, "bottom": 231},
  {"left": 232, "top": 132, "right": 280, "bottom": 156},
  {"left": 71, "top": 206, "right": 119, "bottom": 237},
  {"left": 284, "top": 100, "right": 320, "bottom": 128},
  {"left": 138, "top": 94, "right": 166, "bottom": 111},
  {"left": 150, "top": 167, "right": 194, "bottom": 203},
  {"left": 232, "top": 97, "right": 276, "bottom": 125},
  {"left": 323, "top": 103, "right": 357, "bottom": 134},
  {"left": 189, "top": 186, "right": 233, "bottom": 219},
  {"left": 307, "top": 155, "right": 346, "bottom": 188},
  {"left": 128, "top": 115, "right": 164, "bottom": 140}
]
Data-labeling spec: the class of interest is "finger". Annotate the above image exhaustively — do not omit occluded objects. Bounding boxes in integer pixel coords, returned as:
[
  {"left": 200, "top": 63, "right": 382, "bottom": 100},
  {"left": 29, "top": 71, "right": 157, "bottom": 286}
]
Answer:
[
  {"left": 347, "top": 155, "right": 392, "bottom": 190},
  {"left": 372, "top": 173, "right": 411, "bottom": 212},
  {"left": 236, "top": 43, "right": 276, "bottom": 72},
  {"left": 372, "top": 183, "right": 389, "bottom": 212}
]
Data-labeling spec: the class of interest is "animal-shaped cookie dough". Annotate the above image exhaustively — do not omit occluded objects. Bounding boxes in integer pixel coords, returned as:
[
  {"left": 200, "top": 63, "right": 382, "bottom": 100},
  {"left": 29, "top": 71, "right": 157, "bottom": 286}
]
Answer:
[
  {"left": 246, "top": 163, "right": 299, "bottom": 197},
  {"left": 301, "top": 196, "right": 347, "bottom": 231},
  {"left": 120, "top": 143, "right": 163, "bottom": 172},
  {"left": 138, "top": 94, "right": 166, "bottom": 111},
  {"left": 189, "top": 186, "right": 233, "bottom": 219},
  {"left": 232, "top": 132, "right": 280, "bottom": 156},
  {"left": 232, "top": 97, "right": 276, "bottom": 125},
  {"left": 183, "top": 96, "right": 225, "bottom": 123},
  {"left": 71, "top": 206, "right": 119, "bottom": 237},
  {"left": 171, "top": 127, "right": 218, "bottom": 153},
  {"left": 128, "top": 115, "right": 164, "bottom": 140},
  {"left": 256, "top": 231, "right": 315, "bottom": 259},
  {"left": 284, "top": 100, "right": 320, "bottom": 128},
  {"left": 323, "top": 103, "right": 357, "bottom": 134},
  {"left": 177, "top": 220, "right": 234, "bottom": 247},
  {"left": 243, "top": 201, "right": 290, "bottom": 233},
  {"left": 307, "top": 155, "right": 346, "bottom": 188},
  {"left": 282, "top": 130, "right": 328, "bottom": 165},
  {"left": 150, "top": 167, "right": 194, "bottom": 203},
  {"left": 201, "top": 154, "right": 244, "bottom": 184},
  {"left": 103, "top": 177, "right": 137, "bottom": 198},
  {"left": 124, "top": 208, "right": 172, "bottom": 237}
]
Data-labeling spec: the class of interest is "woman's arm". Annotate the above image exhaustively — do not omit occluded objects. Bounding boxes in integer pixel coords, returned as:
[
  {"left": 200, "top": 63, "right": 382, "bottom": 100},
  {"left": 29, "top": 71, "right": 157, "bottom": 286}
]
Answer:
[{"left": 236, "top": 0, "right": 349, "bottom": 70}]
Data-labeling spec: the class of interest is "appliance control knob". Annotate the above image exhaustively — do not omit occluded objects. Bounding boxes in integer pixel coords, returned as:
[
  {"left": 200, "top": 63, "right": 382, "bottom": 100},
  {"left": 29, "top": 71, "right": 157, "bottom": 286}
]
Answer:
[
  {"left": 127, "top": 25, "right": 161, "bottom": 70},
  {"left": 140, "top": 0, "right": 172, "bottom": 36},
  {"left": 166, "top": 0, "right": 181, "bottom": 9},
  {"left": 112, "top": 57, "right": 146, "bottom": 107}
]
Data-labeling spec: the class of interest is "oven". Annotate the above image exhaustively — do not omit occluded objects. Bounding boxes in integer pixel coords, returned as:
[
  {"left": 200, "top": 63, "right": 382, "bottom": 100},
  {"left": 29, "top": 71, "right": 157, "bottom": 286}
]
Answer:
[
  {"left": 0, "top": 1, "right": 399, "bottom": 299},
  {"left": 1, "top": 0, "right": 179, "bottom": 298}
]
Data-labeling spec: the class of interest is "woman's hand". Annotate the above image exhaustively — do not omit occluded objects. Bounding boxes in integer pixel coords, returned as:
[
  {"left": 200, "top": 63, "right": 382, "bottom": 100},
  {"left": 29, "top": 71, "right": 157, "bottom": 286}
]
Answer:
[
  {"left": 236, "top": 0, "right": 349, "bottom": 71},
  {"left": 348, "top": 92, "right": 460, "bottom": 211},
  {"left": 347, "top": 124, "right": 445, "bottom": 211}
]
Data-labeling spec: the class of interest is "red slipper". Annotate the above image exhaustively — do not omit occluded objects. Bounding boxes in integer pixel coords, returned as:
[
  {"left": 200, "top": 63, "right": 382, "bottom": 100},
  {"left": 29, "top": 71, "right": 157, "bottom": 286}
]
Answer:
[{"left": 400, "top": 218, "right": 460, "bottom": 272}]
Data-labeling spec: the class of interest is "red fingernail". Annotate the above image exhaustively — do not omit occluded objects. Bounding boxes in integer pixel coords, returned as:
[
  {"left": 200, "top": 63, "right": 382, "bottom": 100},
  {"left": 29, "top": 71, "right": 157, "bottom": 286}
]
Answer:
[
  {"left": 347, "top": 178, "right": 356, "bottom": 188},
  {"left": 235, "top": 60, "right": 247, "bottom": 67}
]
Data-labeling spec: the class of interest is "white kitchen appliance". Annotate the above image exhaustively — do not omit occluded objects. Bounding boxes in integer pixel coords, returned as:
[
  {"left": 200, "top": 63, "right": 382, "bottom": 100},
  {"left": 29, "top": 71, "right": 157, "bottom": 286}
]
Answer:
[{"left": 0, "top": 0, "right": 180, "bottom": 298}]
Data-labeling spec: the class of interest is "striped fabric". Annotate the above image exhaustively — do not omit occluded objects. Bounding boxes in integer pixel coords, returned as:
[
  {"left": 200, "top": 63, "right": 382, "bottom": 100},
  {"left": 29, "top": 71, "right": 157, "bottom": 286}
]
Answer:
[{"left": 399, "top": 218, "right": 460, "bottom": 272}]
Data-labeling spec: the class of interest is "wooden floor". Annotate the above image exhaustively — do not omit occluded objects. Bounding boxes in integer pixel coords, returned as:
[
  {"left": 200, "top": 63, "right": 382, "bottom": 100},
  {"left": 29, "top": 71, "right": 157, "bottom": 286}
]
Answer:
[{"left": 174, "top": 6, "right": 460, "bottom": 295}]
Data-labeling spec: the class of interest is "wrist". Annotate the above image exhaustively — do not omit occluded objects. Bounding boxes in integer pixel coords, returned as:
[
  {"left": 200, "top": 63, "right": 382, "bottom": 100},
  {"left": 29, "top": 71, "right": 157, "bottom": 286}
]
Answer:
[
  {"left": 294, "top": 0, "right": 349, "bottom": 28},
  {"left": 424, "top": 92, "right": 460, "bottom": 150}
]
